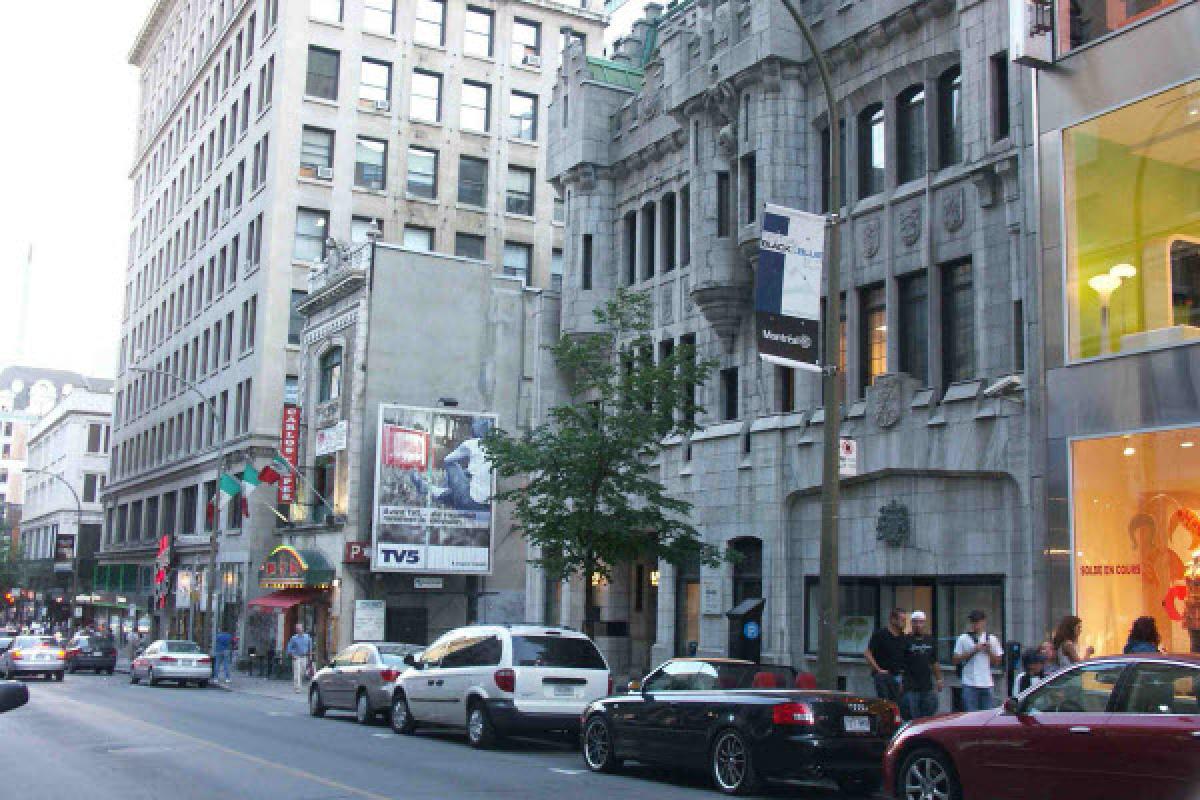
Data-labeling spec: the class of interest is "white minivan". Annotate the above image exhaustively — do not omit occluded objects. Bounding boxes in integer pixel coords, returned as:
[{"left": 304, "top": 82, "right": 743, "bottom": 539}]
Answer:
[{"left": 391, "top": 625, "right": 611, "bottom": 747}]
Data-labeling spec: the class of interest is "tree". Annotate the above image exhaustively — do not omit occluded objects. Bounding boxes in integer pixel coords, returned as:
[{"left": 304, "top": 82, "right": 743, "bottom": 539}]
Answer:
[{"left": 484, "top": 289, "right": 724, "bottom": 638}]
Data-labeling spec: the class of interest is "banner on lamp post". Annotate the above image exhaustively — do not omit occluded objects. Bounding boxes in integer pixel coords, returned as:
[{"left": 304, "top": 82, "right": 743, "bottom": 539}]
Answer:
[{"left": 755, "top": 203, "right": 825, "bottom": 372}]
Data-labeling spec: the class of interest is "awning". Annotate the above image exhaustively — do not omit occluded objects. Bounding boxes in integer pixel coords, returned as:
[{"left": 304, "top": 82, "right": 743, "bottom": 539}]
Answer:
[
  {"left": 258, "top": 545, "right": 336, "bottom": 589},
  {"left": 247, "top": 589, "right": 323, "bottom": 611}
]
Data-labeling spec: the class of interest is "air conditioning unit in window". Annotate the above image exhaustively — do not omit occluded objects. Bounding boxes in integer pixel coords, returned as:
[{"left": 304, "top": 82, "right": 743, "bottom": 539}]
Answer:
[
  {"left": 374, "top": 99, "right": 391, "bottom": 112},
  {"left": 316, "top": 166, "right": 334, "bottom": 180},
  {"left": 522, "top": 54, "right": 542, "bottom": 68}
]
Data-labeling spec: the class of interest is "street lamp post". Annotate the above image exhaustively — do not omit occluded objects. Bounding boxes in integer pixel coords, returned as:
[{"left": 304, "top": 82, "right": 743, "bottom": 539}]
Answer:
[
  {"left": 777, "top": 0, "right": 844, "bottom": 690},
  {"left": 22, "top": 467, "right": 85, "bottom": 618},
  {"left": 126, "top": 365, "right": 225, "bottom": 656}
]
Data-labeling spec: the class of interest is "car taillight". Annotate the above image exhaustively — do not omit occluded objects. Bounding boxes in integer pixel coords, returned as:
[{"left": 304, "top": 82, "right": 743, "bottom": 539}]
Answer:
[
  {"left": 197, "top": 656, "right": 212, "bottom": 664},
  {"left": 886, "top": 701, "right": 902, "bottom": 728},
  {"left": 380, "top": 669, "right": 399, "bottom": 682},
  {"left": 57, "top": 650, "right": 66, "bottom": 659},
  {"left": 607, "top": 675, "right": 613, "bottom": 696},
  {"left": 159, "top": 656, "right": 177, "bottom": 663},
  {"left": 9, "top": 649, "right": 21, "bottom": 660},
  {"left": 494, "top": 668, "right": 515, "bottom": 693},
  {"left": 772, "top": 702, "right": 816, "bottom": 726}
]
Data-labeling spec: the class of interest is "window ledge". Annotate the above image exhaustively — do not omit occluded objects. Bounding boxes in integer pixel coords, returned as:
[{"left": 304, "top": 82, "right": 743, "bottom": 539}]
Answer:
[
  {"left": 507, "top": 136, "right": 540, "bottom": 148},
  {"left": 356, "top": 106, "right": 391, "bottom": 118},
  {"left": 309, "top": 17, "right": 345, "bottom": 29},
  {"left": 405, "top": 194, "right": 440, "bottom": 207},
  {"left": 461, "top": 128, "right": 493, "bottom": 140},
  {"left": 303, "top": 96, "right": 340, "bottom": 109},
  {"left": 414, "top": 42, "right": 448, "bottom": 54},
  {"left": 504, "top": 212, "right": 536, "bottom": 224},
  {"left": 256, "top": 105, "right": 272, "bottom": 123},
  {"left": 455, "top": 202, "right": 488, "bottom": 214},
  {"left": 511, "top": 63, "right": 542, "bottom": 76},
  {"left": 362, "top": 30, "right": 398, "bottom": 43},
  {"left": 464, "top": 54, "right": 496, "bottom": 66},
  {"left": 409, "top": 118, "right": 443, "bottom": 128},
  {"left": 352, "top": 186, "right": 388, "bottom": 197}
]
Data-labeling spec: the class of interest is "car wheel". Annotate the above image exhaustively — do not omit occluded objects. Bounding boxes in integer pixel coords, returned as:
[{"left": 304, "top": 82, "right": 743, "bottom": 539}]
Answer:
[
  {"left": 836, "top": 774, "right": 878, "bottom": 797},
  {"left": 390, "top": 693, "right": 417, "bottom": 734},
  {"left": 67, "top": 663, "right": 77, "bottom": 674},
  {"left": 130, "top": 670, "right": 140, "bottom": 685},
  {"left": 466, "top": 701, "right": 499, "bottom": 749},
  {"left": 308, "top": 685, "right": 327, "bottom": 718},
  {"left": 198, "top": 680, "right": 209, "bottom": 689},
  {"left": 710, "top": 729, "right": 760, "bottom": 796},
  {"left": 53, "top": 671, "right": 64, "bottom": 682},
  {"left": 899, "top": 748, "right": 962, "bottom": 800},
  {"left": 355, "top": 691, "right": 374, "bottom": 725},
  {"left": 582, "top": 715, "right": 622, "bottom": 773},
  {"left": 148, "top": 668, "right": 160, "bottom": 687}
]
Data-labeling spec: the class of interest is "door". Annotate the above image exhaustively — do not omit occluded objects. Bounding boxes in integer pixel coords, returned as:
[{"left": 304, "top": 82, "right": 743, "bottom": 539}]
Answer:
[
  {"left": 1105, "top": 661, "right": 1200, "bottom": 800},
  {"left": 636, "top": 660, "right": 703, "bottom": 764},
  {"left": 405, "top": 636, "right": 452, "bottom": 723},
  {"left": 386, "top": 606, "right": 428, "bottom": 646},
  {"left": 433, "top": 634, "right": 497, "bottom": 727},
  {"left": 323, "top": 646, "right": 357, "bottom": 708}
]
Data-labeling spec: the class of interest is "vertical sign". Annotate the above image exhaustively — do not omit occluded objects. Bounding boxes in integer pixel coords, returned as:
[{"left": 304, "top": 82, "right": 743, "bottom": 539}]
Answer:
[
  {"left": 1009, "top": 0, "right": 1054, "bottom": 68},
  {"left": 839, "top": 438, "right": 858, "bottom": 477},
  {"left": 278, "top": 404, "right": 300, "bottom": 503},
  {"left": 755, "top": 204, "right": 825, "bottom": 371}
]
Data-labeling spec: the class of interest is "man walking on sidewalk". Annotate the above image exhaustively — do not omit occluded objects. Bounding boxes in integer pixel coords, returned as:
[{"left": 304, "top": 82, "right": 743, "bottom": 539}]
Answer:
[
  {"left": 214, "top": 628, "right": 234, "bottom": 684},
  {"left": 286, "top": 624, "right": 313, "bottom": 693},
  {"left": 864, "top": 607, "right": 908, "bottom": 705}
]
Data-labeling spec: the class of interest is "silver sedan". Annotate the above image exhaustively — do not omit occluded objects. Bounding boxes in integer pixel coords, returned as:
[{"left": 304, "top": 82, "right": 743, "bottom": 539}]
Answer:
[
  {"left": 130, "top": 640, "right": 213, "bottom": 687},
  {"left": 309, "top": 642, "right": 422, "bottom": 724},
  {"left": 0, "top": 636, "right": 66, "bottom": 681}
]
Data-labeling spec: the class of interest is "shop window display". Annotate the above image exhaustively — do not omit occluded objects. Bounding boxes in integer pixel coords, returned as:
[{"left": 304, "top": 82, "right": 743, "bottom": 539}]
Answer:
[
  {"left": 1071, "top": 427, "right": 1200, "bottom": 655},
  {"left": 1064, "top": 81, "right": 1200, "bottom": 360},
  {"left": 1059, "top": 0, "right": 1185, "bottom": 52}
]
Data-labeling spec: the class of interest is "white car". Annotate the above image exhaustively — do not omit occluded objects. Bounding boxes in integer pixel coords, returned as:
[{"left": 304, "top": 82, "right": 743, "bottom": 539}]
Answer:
[
  {"left": 390, "top": 625, "right": 611, "bottom": 748},
  {"left": 130, "top": 639, "right": 212, "bottom": 687}
]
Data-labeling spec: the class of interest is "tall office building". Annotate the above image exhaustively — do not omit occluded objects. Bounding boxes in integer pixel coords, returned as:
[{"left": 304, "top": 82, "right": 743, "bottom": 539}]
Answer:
[{"left": 107, "top": 0, "right": 604, "bottom": 650}]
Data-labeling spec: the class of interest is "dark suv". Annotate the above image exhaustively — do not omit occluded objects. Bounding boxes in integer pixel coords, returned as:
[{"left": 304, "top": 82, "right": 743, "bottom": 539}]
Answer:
[{"left": 66, "top": 635, "right": 118, "bottom": 674}]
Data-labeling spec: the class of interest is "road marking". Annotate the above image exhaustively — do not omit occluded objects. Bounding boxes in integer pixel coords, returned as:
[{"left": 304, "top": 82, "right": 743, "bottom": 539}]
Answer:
[
  {"left": 265, "top": 710, "right": 299, "bottom": 717},
  {"left": 549, "top": 768, "right": 586, "bottom": 775},
  {"left": 372, "top": 733, "right": 392, "bottom": 738}
]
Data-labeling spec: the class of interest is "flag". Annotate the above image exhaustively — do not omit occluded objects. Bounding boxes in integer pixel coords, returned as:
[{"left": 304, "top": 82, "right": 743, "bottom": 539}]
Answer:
[
  {"left": 273, "top": 452, "right": 294, "bottom": 473},
  {"left": 257, "top": 464, "right": 281, "bottom": 484},
  {"left": 242, "top": 465, "right": 261, "bottom": 495},
  {"left": 219, "top": 473, "right": 241, "bottom": 498}
]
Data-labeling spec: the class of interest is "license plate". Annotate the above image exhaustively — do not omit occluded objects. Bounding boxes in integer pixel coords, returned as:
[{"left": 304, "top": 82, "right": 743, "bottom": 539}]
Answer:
[
  {"left": 92, "top": 651, "right": 104, "bottom": 656},
  {"left": 843, "top": 716, "right": 871, "bottom": 733},
  {"left": 183, "top": 660, "right": 194, "bottom": 667},
  {"left": 552, "top": 685, "right": 576, "bottom": 697},
  {"left": 37, "top": 654, "right": 49, "bottom": 661}
]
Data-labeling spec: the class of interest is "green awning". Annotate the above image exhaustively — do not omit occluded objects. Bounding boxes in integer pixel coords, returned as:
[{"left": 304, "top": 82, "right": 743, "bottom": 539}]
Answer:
[{"left": 258, "top": 545, "right": 336, "bottom": 589}]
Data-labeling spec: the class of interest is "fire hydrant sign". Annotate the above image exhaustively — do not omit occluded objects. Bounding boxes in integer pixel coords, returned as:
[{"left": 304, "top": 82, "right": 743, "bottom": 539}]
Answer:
[
  {"left": 353, "top": 600, "right": 386, "bottom": 642},
  {"left": 839, "top": 438, "right": 858, "bottom": 477}
]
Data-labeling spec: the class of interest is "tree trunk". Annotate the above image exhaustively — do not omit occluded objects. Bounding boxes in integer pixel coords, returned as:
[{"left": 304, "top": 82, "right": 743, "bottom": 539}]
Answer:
[{"left": 583, "top": 556, "right": 596, "bottom": 641}]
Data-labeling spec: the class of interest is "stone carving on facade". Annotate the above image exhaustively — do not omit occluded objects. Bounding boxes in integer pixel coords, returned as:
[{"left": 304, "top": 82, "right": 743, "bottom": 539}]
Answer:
[
  {"left": 761, "top": 59, "right": 782, "bottom": 93},
  {"left": 898, "top": 206, "right": 922, "bottom": 247},
  {"left": 942, "top": 187, "right": 965, "bottom": 233},
  {"left": 876, "top": 499, "right": 912, "bottom": 547},
  {"left": 870, "top": 373, "right": 903, "bottom": 429},
  {"left": 661, "top": 283, "right": 675, "bottom": 324},
  {"left": 862, "top": 219, "right": 881, "bottom": 258},
  {"left": 642, "top": 87, "right": 664, "bottom": 119},
  {"left": 703, "top": 79, "right": 738, "bottom": 158}
]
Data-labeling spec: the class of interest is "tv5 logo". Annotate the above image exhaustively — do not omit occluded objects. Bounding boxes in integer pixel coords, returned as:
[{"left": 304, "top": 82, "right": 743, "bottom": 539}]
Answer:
[{"left": 380, "top": 548, "right": 421, "bottom": 565}]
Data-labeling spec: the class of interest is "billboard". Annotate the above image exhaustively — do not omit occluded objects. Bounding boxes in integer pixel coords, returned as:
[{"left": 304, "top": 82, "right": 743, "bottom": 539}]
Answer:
[
  {"left": 372, "top": 405, "right": 496, "bottom": 574},
  {"left": 755, "top": 203, "right": 825, "bottom": 371}
]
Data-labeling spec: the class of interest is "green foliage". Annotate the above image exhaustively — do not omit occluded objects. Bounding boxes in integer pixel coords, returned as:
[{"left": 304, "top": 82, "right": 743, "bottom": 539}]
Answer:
[{"left": 483, "top": 289, "right": 724, "bottom": 588}]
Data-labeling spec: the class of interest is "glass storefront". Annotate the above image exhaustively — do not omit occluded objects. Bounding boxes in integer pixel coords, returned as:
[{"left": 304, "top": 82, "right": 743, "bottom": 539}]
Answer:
[
  {"left": 1063, "top": 80, "right": 1200, "bottom": 360},
  {"left": 1058, "top": 0, "right": 1184, "bottom": 52},
  {"left": 1071, "top": 426, "right": 1200, "bottom": 655}
]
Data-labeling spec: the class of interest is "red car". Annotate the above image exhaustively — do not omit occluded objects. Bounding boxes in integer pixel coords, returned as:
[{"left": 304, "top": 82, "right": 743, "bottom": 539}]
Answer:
[{"left": 883, "top": 654, "right": 1200, "bottom": 800}]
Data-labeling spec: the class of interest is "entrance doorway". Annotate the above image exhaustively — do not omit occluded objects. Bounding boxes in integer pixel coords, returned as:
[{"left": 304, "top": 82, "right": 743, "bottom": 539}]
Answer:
[{"left": 386, "top": 606, "right": 429, "bottom": 646}]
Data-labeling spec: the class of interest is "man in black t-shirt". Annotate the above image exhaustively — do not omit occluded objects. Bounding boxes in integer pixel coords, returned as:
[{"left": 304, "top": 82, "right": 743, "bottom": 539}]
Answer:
[
  {"left": 864, "top": 607, "right": 908, "bottom": 703},
  {"left": 900, "top": 610, "right": 943, "bottom": 720}
]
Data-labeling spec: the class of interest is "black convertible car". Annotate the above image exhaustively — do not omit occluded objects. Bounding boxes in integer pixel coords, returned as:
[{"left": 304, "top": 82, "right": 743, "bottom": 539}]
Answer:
[{"left": 580, "top": 658, "right": 900, "bottom": 796}]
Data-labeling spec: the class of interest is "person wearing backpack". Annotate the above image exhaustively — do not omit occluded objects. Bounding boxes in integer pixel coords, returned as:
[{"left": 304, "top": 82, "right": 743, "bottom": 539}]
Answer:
[{"left": 953, "top": 610, "right": 1003, "bottom": 711}]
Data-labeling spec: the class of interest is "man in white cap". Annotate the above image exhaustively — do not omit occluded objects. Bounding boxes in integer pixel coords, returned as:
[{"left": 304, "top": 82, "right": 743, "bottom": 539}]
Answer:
[{"left": 900, "top": 610, "right": 943, "bottom": 720}]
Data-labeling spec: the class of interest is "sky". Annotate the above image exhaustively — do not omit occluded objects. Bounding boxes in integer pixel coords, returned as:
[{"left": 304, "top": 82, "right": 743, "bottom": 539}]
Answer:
[{"left": 0, "top": 1, "right": 155, "bottom": 380}]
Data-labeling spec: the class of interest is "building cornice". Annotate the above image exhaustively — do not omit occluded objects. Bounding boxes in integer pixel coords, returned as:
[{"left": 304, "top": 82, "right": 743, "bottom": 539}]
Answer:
[{"left": 128, "top": 0, "right": 178, "bottom": 66}]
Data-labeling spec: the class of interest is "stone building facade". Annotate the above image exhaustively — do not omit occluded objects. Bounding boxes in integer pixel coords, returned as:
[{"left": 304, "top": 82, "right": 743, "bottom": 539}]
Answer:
[{"left": 546, "top": 0, "right": 1041, "bottom": 692}]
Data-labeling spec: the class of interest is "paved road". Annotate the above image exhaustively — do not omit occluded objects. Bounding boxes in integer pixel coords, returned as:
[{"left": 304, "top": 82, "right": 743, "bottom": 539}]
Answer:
[{"left": 0, "top": 673, "right": 852, "bottom": 800}]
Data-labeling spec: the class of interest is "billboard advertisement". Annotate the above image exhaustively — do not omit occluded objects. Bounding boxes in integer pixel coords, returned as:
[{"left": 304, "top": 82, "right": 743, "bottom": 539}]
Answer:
[
  {"left": 372, "top": 405, "right": 496, "bottom": 574},
  {"left": 755, "top": 203, "right": 825, "bottom": 371}
]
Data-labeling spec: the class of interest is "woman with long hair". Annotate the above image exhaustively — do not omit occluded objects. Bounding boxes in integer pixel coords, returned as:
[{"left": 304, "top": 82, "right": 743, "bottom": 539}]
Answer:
[
  {"left": 1051, "top": 615, "right": 1094, "bottom": 668},
  {"left": 1123, "top": 616, "right": 1163, "bottom": 654}
]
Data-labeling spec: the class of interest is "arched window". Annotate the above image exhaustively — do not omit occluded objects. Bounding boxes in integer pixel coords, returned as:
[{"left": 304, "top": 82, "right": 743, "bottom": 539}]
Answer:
[
  {"left": 937, "top": 67, "right": 962, "bottom": 168},
  {"left": 319, "top": 347, "right": 342, "bottom": 402},
  {"left": 897, "top": 85, "right": 926, "bottom": 184},
  {"left": 731, "top": 537, "right": 763, "bottom": 605},
  {"left": 858, "top": 103, "right": 885, "bottom": 198}
]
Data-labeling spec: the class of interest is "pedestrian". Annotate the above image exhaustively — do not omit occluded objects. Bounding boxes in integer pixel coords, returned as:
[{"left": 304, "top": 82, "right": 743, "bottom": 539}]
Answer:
[
  {"left": 1123, "top": 615, "right": 1163, "bottom": 654},
  {"left": 952, "top": 609, "right": 1003, "bottom": 711},
  {"left": 864, "top": 607, "right": 908, "bottom": 705},
  {"left": 1013, "top": 648, "right": 1049, "bottom": 695},
  {"left": 285, "top": 624, "right": 313, "bottom": 693},
  {"left": 1051, "top": 615, "right": 1094, "bottom": 669},
  {"left": 214, "top": 628, "right": 234, "bottom": 683},
  {"left": 900, "top": 610, "right": 943, "bottom": 721}
]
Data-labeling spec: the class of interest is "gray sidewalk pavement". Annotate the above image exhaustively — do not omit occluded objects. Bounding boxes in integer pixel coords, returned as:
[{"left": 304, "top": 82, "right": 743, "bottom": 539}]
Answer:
[{"left": 114, "top": 655, "right": 308, "bottom": 702}]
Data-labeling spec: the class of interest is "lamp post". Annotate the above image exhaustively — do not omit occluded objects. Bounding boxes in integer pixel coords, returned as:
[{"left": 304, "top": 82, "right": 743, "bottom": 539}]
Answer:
[
  {"left": 22, "top": 467, "right": 84, "bottom": 618},
  {"left": 777, "top": 0, "right": 844, "bottom": 690},
  {"left": 126, "top": 365, "right": 225, "bottom": 655}
]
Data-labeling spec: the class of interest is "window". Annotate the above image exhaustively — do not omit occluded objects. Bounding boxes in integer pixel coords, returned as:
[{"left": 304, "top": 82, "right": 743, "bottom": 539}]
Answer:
[
  {"left": 508, "top": 91, "right": 537, "bottom": 140},
  {"left": 776, "top": 365, "right": 795, "bottom": 413},
  {"left": 858, "top": 103, "right": 885, "bottom": 197},
  {"left": 503, "top": 241, "right": 532, "bottom": 284},
  {"left": 1064, "top": 82, "right": 1200, "bottom": 360},
  {"left": 360, "top": 59, "right": 391, "bottom": 108},
  {"left": 662, "top": 192, "right": 677, "bottom": 272},
  {"left": 897, "top": 85, "right": 926, "bottom": 183},
  {"left": 410, "top": 70, "right": 441, "bottom": 122},
  {"left": 363, "top": 0, "right": 395, "bottom": 34},
  {"left": 293, "top": 208, "right": 329, "bottom": 262},
  {"left": 641, "top": 202, "right": 656, "bottom": 280},
  {"left": 680, "top": 184, "right": 691, "bottom": 266},
  {"left": 581, "top": 234, "right": 593, "bottom": 290},
  {"left": 406, "top": 146, "right": 438, "bottom": 198},
  {"left": 414, "top": 0, "right": 445, "bottom": 46},
  {"left": 740, "top": 154, "right": 757, "bottom": 223},
  {"left": 720, "top": 367, "right": 739, "bottom": 420},
  {"left": 512, "top": 636, "right": 605, "bottom": 669},
  {"left": 731, "top": 537, "right": 764, "bottom": 606},
  {"left": 289, "top": 290, "right": 307, "bottom": 345},
  {"left": 87, "top": 423, "right": 104, "bottom": 453},
  {"left": 180, "top": 486, "right": 197, "bottom": 535},
  {"left": 624, "top": 211, "right": 637, "bottom": 285},
  {"left": 990, "top": 53, "right": 1010, "bottom": 142},
  {"left": 505, "top": 166, "right": 534, "bottom": 216},
  {"left": 1020, "top": 664, "right": 1123, "bottom": 715},
  {"left": 937, "top": 67, "right": 962, "bottom": 168},
  {"left": 898, "top": 272, "right": 929, "bottom": 384},
  {"left": 1059, "top": 0, "right": 1182, "bottom": 51},
  {"left": 403, "top": 226, "right": 434, "bottom": 251},
  {"left": 716, "top": 171, "right": 731, "bottom": 237},
  {"left": 455, "top": 232, "right": 485, "bottom": 260},
  {"left": 82, "top": 474, "right": 100, "bottom": 503},
  {"left": 300, "top": 127, "right": 334, "bottom": 176},
  {"left": 1121, "top": 663, "right": 1200, "bottom": 715},
  {"left": 464, "top": 7, "right": 493, "bottom": 58},
  {"left": 932, "top": 262, "right": 973, "bottom": 387},
  {"left": 441, "top": 635, "right": 503, "bottom": 668},
  {"left": 306, "top": 46, "right": 340, "bottom": 100},
  {"left": 511, "top": 18, "right": 540, "bottom": 66},
  {"left": 352, "top": 216, "right": 383, "bottom": 244},
  {"left": 310, "top": 0, "right": 342, "bottom": 22},
  {"left": 319, "top": 348, "right": 342, "bottom": 402},
  {"left": 860, "top": 284, "right": 887, "bottom": 392},
  {"left": 460, "top": 81, "right": 490, "bottom": 132},
  {"left": 551, "top": 249, "right": 564, "bottom": 291},
  {"left": 355, "top": 137, "right": 387, "bottom": 190}
]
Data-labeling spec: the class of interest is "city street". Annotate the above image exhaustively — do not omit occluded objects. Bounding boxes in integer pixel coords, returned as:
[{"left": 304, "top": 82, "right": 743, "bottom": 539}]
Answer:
[{"left": 0, "top": 674, "right": 850, "bottom": 800}]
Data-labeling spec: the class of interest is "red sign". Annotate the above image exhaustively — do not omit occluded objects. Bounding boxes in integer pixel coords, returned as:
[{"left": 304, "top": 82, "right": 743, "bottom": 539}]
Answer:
[
  {"left": 279, "top": 404, "right": 301, "bottom": 503},
  {"left": 344, "top": 541, "right": 371, "bottom": 564},
  {"left": 381, "top": 425, "right": 429, "bottom": 470}
]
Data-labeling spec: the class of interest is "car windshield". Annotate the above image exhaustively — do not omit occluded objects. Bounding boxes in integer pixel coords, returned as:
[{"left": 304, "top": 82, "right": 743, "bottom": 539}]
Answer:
[
  {"left": 512, "top": 635, "right": 606, "bottom": 669},
  {"left": 13, "top": 636, "right": 56, "bottom": 649},
  {"left": 165, "top": 641, "right": 203, "bottom": 653},
  {"left": 86, "top": 638, "right": 115, "bottom": 649}
]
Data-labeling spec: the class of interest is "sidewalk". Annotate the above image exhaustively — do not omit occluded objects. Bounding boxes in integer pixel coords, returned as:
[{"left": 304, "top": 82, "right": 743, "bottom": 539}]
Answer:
[{"left": 115, "top": 656, "right": 307, "bottom": 702}]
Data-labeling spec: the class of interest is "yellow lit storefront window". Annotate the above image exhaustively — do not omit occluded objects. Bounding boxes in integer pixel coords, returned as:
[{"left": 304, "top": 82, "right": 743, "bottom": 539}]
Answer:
[
  {"left": 1064, "top": 80, "right": 1200, "bottom": 361},
  {"left": 1071, "top": 427, "right": 1200, "bottom": 655}
]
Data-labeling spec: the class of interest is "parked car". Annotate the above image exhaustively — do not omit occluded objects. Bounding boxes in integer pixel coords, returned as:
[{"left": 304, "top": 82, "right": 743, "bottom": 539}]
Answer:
[
  {"left": 0, "top": 636, "right": 13, "bottom": 654},
  {"left": 883, "top": 654, "right": 1200, "bottom": 800},
  {"left": 390, "top": 625, "right": 611, "bottom": 747},
  {"left": 309, "top": 641, "right": 423, "bottom": 724},
  {"left": 130, "top": 640, "right": 212, "bottom": 687},
  {"left": 0, "top": 636, "right": 66, "bottom": 681},
  {"left": 580, "top": 658, "right": 901, "bottom": 796},
  {"left": 0, "top": 680, "right": 29, "bottom": 713},
  {"left": 65, "top": 633, "right": 118, "bottom": 674}
]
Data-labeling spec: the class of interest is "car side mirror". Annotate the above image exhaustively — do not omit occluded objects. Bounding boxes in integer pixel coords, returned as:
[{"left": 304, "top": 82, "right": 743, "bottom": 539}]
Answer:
[
  {"left": 1003, "top": 697, "right": 1019, "bottom": 715},
  {"left": 403, "top": 653, "right": 416, "bottom": 667},
  {"left": 626, "top": 679, "right": 642, "bottom": 693},
  {"left": 0, "top": 681, "right": 30, "bottom": 713}
]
